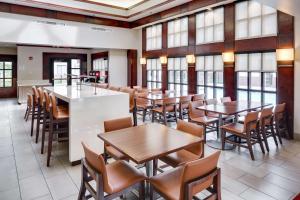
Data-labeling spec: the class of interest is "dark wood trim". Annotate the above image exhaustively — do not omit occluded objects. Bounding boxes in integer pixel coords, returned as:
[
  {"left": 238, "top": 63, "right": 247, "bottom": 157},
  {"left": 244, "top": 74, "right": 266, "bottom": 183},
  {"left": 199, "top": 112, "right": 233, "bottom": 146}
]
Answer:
[
  {"left": 127, "top": 50, "right": 138, "bottom": 87},
  {"left": 91, "top": 52, "right": 108, "bottom": 61},
  {"left": 142, "top": 64, "right": 147, "bottom": 87},
  {"left": 235, "top": 37, "right": 277, "bottom": 53},
  {"left": 0, "top": 55, "right": 17, "bottom": 98},
  {"left": 0, "top": 2, "right": 130, "bottom": 28},
  {"left": 161, "top": 64, "right": 168, "bottom": 92},
  {"left": 223, "top": 65, "right": 235, "bottom": 100},
  {"left": 188, "top": 65, "right": 196, "bottom": 94}
]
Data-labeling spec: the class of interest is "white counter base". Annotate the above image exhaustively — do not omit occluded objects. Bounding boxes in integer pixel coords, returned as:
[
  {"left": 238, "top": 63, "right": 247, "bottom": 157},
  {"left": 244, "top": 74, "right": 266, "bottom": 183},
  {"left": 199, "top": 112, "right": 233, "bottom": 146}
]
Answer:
[{"left": 45, "top": 85, "right": 130, "bottom": 163}]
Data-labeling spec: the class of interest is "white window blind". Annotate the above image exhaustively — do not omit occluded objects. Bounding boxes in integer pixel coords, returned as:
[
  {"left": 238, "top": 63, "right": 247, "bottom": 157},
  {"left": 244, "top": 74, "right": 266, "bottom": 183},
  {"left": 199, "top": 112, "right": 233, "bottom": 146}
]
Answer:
[
  {"left": 146, "top": 24, "right": 162, "bottom": 50},
  {"left": 196, "top": 7, "right": 224, "bottom": 44},
  {"left": 235, "top": 52, "right": 277, "bottom": 72},
  {"left": 168, "top": 18, "right": 188, "bottom": 48},
  {"left": 93, "top": 58, "right": 108, "bottom": 71},
  {"left": 196, "top": 55, "right": 223, "bottom": 71},
  {"left": 168, "top": 57, "right": 187, "bottom": 70},
  {"left": 235, "top": 1, "right": 277, "bottom": 40}
]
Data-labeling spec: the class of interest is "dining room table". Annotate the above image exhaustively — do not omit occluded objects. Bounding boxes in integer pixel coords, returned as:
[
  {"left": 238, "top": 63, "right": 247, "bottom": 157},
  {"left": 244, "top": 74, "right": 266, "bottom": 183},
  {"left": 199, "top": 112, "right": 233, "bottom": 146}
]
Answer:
[{"left": 196, "top": 101, "right": 272, "bottom": 149}]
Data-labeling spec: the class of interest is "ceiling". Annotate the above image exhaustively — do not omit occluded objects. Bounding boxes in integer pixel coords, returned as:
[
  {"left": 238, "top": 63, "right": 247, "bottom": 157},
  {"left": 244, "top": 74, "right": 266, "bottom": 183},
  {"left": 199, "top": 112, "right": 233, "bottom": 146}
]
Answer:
[{"left": 0, "top": 0, "right": 192, "bottom": 21}]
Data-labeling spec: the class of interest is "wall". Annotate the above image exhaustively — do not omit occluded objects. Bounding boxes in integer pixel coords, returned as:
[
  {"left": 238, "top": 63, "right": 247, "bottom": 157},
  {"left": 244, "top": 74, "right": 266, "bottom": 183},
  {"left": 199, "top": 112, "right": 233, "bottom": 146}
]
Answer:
[
  {"left": 17, "top": 46, "right": 91, "bottom": 81},
  {"left": 0, "top": 12, "right": 139, "bottom": 50},
  {"left": 108, "top": 50, "right": 128, "bottom": 87}
]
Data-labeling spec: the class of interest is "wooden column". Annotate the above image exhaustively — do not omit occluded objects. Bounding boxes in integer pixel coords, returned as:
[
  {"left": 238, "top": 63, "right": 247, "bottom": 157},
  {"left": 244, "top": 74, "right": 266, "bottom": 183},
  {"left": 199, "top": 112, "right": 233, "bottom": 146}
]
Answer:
[
  {"left": 161, "top": 64, "right": 168, "bottom": 92},
  {"left": 223, "top": 64, "right": 235, "bottom": 100},
  {"left": 127, "top": 50, "right": 137, "bottom": 87},
  {"left": 188, "top": 64, "right": 196, "bottom": 94},
  {"left": 277, "top": 11, "right": 294, "bottom": 139}
]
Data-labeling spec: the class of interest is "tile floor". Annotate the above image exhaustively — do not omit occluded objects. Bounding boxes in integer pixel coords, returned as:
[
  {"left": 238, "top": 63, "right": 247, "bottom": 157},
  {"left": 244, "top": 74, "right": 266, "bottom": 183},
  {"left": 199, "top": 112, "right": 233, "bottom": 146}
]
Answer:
[{"left": 0, "top": 99, "right": 300, "bottom": 200}]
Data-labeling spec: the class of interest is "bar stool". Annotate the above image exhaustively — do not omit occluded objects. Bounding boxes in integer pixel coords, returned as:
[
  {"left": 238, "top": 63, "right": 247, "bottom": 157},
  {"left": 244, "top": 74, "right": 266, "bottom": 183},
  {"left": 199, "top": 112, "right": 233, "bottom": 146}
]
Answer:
[
  {"left": 47, "top": 93, "right": 69, "bottom": 167},
  {"left": 30, "top": 86, "right": 39, "bottom": 137},
  {"left": 41, "top": 90, "right": 51, "bottom": 154},
  {"left": 24, "top": 94, "right": 33, "bottom": 121},
  {"left": 274, "top": 103, "right": 288, "bottom": 140},
  {"left": 259, "top": 107, "right": 282, "bottom": 152},
  {"left": 35, "top": 87, "right": 45, "bottom": 143},
  {"left": 178, "top": 95, "right": 192, "bottom": 119}
]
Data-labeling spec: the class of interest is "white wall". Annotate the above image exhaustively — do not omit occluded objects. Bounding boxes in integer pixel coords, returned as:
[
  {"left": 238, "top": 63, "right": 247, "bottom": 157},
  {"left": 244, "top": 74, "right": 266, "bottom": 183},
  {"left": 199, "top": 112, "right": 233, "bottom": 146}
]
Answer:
[
  {"left": 0, "top": 12, "right": 139, "bottom": 50},
  {"left": 137, "top": 29, "right": 143, "bottom": 86},
  {"left": 108, "top": 49, "right": 128, "bottom": 87},
  {"left": 17, "top": 46, "right": 91, "bottom": 81}
]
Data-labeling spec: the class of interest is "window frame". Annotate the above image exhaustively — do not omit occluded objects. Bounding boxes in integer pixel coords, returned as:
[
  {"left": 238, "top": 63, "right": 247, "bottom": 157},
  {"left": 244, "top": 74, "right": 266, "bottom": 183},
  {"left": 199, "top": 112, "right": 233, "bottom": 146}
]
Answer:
[
  {"left": 146, "top": 58, "right": 162, "bottom": 89},
  {"left": 0, "top": 61, "right": 13, "bottom": 88},
  {"left": 146, "top": 24, "right": 162, "bottom": 51},
  {"left": 167, "top": 17, "right": 189, "bottom": 48},
  {"left": 167, "top": 57, "right": 188, "bottom": 94}
]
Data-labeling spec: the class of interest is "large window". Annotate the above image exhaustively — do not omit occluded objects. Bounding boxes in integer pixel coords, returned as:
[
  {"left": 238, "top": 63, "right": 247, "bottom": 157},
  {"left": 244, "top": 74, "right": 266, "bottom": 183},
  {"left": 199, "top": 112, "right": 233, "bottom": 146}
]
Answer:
[
  {"left": 93, "top": 57, "right": 108, "bottom": 82},
  {"left": 168, "top": 18, "right": 188, "bottom": 48},
  {"left": 146, "top": 24, "right": 162, "bottom": 50},
  {"left": 71, "top": 59, "right": 81, "bottom": 85},
  {"left": 147, "top": 58, "right": 162, "bottom": 89},
  {"left": 235, "top": 1, "right": 277, "bottom": 40},
  {"left": 0, "top": 61, "right": 13, "bottom": 88},
  {"left": 196, "top": 55, "right": 224, "bottom": 99},
  {"left": 167, "top": 57, "right": 188, "bottom": 94},
  {"left": 236, "top": 52, "right": 277, "bottom": 105},
  {"left": 196, "top": 7, "right": 224, "bottom": 44}
]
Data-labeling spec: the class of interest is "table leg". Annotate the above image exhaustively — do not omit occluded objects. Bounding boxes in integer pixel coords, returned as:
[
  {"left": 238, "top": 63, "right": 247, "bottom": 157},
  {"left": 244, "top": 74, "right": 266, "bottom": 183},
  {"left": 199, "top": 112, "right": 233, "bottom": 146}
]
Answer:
[
  {"left": 206, "top": 113, "right": 234, "bottom": 150},
  {"left": 145, "top": 160, "right": 153, "bottom": 197}
]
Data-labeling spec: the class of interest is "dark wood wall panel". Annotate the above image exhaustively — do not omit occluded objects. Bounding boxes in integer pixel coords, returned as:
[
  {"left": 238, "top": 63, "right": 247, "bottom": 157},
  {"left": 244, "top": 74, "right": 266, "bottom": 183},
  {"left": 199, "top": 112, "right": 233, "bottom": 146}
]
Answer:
[
  {"left": 127, "top": 50, "right": 138, "bottom": 87},
  {"left": 235, "top": 37, "right": 277, "bottom": 53},
  {"left": 161, "top": 64, "right": 168, "bottom": 92},
  {"left": 91, "top": 52, "right": 108, "bottom": 61},
  {"left": 223, "top": 65, "right": 235, "bottom": 100}
]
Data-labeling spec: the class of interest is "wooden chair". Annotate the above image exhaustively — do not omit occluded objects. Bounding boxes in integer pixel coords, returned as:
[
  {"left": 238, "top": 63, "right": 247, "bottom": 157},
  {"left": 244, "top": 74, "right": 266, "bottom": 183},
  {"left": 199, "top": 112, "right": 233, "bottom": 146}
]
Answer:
[
  {"left": 156, "top": 120, "right": 204, "bottom": 173},
  {"left": 149, "top": 151, "right": 221, "bottom": 200},
  {"left": 135, "top": 93, "right": 152, "bottom": 122},
  {"left": 24, "top": 94, "right": 33, "bottom": 121},
  {"left": 188, "top": 101, "right": 218, "bottom": 142},
  {"left": 205, "top": 98, "right": 219, "bottom": 118},
  {"left": 103, "top": 117, "right": 132, "bottom": 163},
  {"left": 35, "top": 87, "right": 45, "bottom": 143},
  {"left": 178, "top": 95, "right": 192, "bottom": 120},
  {"left": 30, "top": 86, "right": 39, "bottom": 137},
  {"left": 120, "top": 87, "right": 137, "bottom": 126},
  {"left": 221, "top": 96, "right": 232, "bottom": 103},
  {"left": 193, "top": 94, "right": 205, "bottom": 102},
  {"left": 274, "top": 103, "right": 289, "bottom": 140},
  {"left": 108, "top": 86, "right": 120, "bottom": 91},
  {"left": 78, "top": 142, "right": 145, "bottom": 200},
  {"left": 47, "top": 93, "right": 69, "bottom": 166},
  {"left": 221, "top": 111, "right": 265, "bottom": 160},
  {"left": 152, "top": 97, "right": 177, "bottom": 125},
  {"left": 259, "top": 107, "right": 282, "bottom": 152}
]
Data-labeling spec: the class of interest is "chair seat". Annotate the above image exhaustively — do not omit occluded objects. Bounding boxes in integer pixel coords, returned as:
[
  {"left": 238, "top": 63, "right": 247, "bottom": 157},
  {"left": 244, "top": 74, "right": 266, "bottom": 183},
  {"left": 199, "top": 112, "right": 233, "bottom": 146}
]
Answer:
[
  {"left": 153, "top": 105, "right": 175, "bottom": 113},
  {"left": 190, "top": 116, "right": 218, "bottom": 125},
  {"left": 159, "top": 149, "right": 199, "bottom": 168},
  {"left": 136, "top": 103, "right": 152, "bottom": 109},
  {"left": 221, "top": 123, "right": 245, "bottom": 135},
  {"left": 105, "top": 146, "right": 128, "bottom": 160},
  {"left": 54, "top": 109, "right": 69, "bottom": 119},
  {"left": 106, "top": 160, "right": 145, "bottom": 194}
]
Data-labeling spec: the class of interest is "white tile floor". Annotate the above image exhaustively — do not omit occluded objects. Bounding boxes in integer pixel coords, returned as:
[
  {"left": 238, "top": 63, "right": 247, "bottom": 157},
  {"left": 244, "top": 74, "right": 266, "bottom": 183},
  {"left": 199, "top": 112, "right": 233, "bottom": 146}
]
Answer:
[{"left": 0, "top": 99, "right": 300, "bottom": 200}]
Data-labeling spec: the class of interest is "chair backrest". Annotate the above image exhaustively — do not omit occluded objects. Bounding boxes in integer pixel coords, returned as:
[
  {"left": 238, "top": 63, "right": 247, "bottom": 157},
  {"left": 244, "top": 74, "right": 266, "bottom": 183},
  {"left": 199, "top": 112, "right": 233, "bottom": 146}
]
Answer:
[
  {"left": 104, "top": 117, "right": 133, "bottom": 132},
  {"left": 223, "top": 101, "right": 237, "bottom": 106},
  {"left": 49, "top": 93, "right": 59, "bottom": 118},
  {"left": 188, "top": 101, "right": 205, "bottom": 119},
  {"left": 206, "top": 98, "right": 218, "bottom": 105},
  {"left": 108, "top": 86, "right": 120, "bottom": 91},
  {"left": 32, "top": 86, "right": 39, "bottom": 104},
  {"left": 243, "top": 111, "right": 259, "bottom": 133},
  {"left": 177, "top": 120, "right": 203, "bottom": 156},
  {"left": 179, "top": 151, "right": 221, "bottom": 199},
  {"left": 43, "top": 90, "right": 51, "bottom": 112},
  {"left": 193, "top": 94, "right": 205, "bottom": 102},
  {"left": 81, "top": 142, "right": 111, "bottom": 193},
  {"left": 179, "top": 95, "right": 192, "bottom": 104},
  {"left": 221, "top": 96, "right": 231, "bottom": 103},
  {"left": 37, "top": 87, "right": 44, "bottom": 106},
  {"left": 162, "top": 97, "right": 177, "bottom": 106},
  {"left": 27, "top": 94, "right": 33, "bottom": 107},
  {"left": 135, "top": 93, "right": 149, "bottom": 106},
  {"left": 260, "top": 107, "right": 273, "bottom": 126},
  {"left": 274, "top": 103, "right": 286, "bottom": 121}
]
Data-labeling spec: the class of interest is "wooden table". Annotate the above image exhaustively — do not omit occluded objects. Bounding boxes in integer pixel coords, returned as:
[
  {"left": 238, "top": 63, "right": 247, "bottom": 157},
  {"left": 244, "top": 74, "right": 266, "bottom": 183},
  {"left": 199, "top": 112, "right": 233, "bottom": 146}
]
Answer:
[
  {"left": 98, "top": 123, "right": 202, "bottom": 176},
  {"left": 197, "top": 101, "right": 272, "bottom": 149}
]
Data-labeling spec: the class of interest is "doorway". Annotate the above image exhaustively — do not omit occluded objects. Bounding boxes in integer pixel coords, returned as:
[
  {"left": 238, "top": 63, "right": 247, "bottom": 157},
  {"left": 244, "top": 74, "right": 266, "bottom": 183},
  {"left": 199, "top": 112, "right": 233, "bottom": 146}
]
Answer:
[{"left": 0, "top": 55, "right": 17, "bottom": 98}]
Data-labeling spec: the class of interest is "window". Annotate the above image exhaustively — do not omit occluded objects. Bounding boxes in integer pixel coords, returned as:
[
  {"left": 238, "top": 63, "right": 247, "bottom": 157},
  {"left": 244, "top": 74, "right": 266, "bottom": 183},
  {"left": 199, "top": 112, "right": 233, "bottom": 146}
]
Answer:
[
  {"left": 167, "top": 57, "right": 188, "bottom": 94},
  {"left": 236, "top": 52, "right": 277, "bottom": 105},
  {"left": 235, "top": 1, "right": 277, "bottom": 40},
  {"left": 168, "top": 18, "right": 188, "bottom": 48},
  {"left": 71, "top": 59, "right": 81, "bottom": 85},
  {"left": 93, "top": 58, "right": 108, "bottom": 82},
  {"left": 147, "top": 58, "right": 162, "bottom": 89},
  {"left": 196, "top": 7, "right": 224, "bottom": 44},
  {"left": 146, "top": 24, "right": 162, "bottom": 50},
  {"left": 0, "top": 61, "right": 13, "bottom": 88},
  {"left": 196, "top": 55, "right": 224, "bottom": 99}
]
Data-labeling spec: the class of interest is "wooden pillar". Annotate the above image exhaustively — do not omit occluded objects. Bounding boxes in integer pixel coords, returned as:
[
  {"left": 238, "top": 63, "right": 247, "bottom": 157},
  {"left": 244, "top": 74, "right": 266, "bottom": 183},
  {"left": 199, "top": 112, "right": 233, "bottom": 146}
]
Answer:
[
  {"left": 127, "top": 50, "right": 137, "bottom": 87},
  {"left": 188, "top": 64, "right": 196, "bottom": 94},
  {"left": 223, "top": 64, "right": 235, "bottom": 100},
  {"left": 277, "top": 11, "right": 294, "bottom": 139},
  {"left": 161, "top": 64, "right": 168, "bottom": 92}
]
